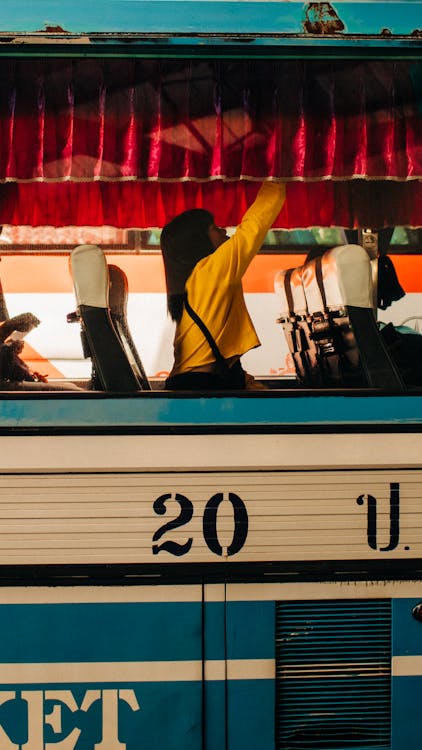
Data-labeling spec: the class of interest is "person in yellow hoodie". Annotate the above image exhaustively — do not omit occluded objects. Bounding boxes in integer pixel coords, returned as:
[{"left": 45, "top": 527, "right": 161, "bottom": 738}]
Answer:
[{"left": 161, "top": 181, "right": 286, "bottom": 390}]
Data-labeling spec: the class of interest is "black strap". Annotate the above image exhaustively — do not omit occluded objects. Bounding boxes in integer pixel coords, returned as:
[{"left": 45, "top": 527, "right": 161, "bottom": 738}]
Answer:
[
  {"left": 283, "top": 268, "right": 294, "bottom": 314},
  {"left": 314, "top": 255, "right": 328, "bottom": 310},
  {"left": 184, "top": 293, "right": 229, "bottom": 372}
]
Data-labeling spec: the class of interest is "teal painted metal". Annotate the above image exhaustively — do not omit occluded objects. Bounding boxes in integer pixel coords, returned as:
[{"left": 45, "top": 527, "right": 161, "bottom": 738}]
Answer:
[
  {"left": 0, "top": 1, "right": 420, "bottom": 38},
  {"left": 0, "top": 394, "right": 422, "bottom": 428},
  {"left": 392, "top": 598, "right": 422, "bottom": 656},
  {"left": 0, "top": 598, "right": 204, "bottom": 750},
  {"left": 0, "top": 594, "right": 276, "bottom": 750},
  {"left": 0, "top": 39, "right": 420, "bottom": 60}
]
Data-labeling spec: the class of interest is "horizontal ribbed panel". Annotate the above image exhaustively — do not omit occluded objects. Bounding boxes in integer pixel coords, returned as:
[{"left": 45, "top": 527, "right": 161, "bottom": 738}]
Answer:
[
  {"left": 276, "top": 599, "right": 391, "bottom": 749},
  {"left": 0, "top": 470, "right": 420, "bottom": 564}
]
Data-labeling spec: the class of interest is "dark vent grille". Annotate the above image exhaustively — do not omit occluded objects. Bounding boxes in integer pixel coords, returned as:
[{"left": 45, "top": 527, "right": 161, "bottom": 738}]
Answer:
[{"left": 276, "top": 599, "right": 391, "bottom": 749}]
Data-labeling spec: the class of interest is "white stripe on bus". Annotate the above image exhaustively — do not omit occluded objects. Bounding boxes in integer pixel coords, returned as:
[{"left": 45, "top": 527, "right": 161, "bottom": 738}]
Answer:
[
  {"left": 1, "top": 581, "right": 422, "bottom": 604},
  {"left": 0, "top": 434, "right": 422, "bottom": 472},
  {"left": 0, "top": 659, "right": 274, "bottom": 683}
]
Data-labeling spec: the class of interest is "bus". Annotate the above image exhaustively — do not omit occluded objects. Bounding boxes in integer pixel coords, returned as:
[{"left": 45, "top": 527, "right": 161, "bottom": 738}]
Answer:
[{"left": 0, "top": 1, "right": 421, "bottom": 748}]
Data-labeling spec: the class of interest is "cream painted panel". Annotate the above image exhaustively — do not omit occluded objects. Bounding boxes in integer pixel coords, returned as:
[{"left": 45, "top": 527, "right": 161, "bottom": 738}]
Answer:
[
  {"left": 0, "top": 433, "right": 422, "bottom": 472},
  {"left": 0, "top": 469, "right": 418, "bottom": 564},
  {"left": 0, "top": 580, "right": 420, "bottom": 606}
]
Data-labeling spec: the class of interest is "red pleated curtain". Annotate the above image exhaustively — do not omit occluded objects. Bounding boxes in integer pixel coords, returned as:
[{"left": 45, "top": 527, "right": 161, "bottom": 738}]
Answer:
[{"left": 0, "top": 58, "right": 420, "bottom": 227}]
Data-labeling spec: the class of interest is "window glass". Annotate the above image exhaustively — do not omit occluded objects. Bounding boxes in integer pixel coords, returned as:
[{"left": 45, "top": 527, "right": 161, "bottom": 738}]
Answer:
[
  {"left": 1, "top": 224, "right": 421, "bottom": 390},
  {"left": 0, "top": 54, "right": 420, "bottom": 393}
]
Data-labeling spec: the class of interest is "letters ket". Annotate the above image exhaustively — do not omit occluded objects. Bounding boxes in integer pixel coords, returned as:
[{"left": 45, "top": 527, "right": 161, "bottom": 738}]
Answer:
[{"left": 0, "top": 688, "right": 140, "bottom": 749}]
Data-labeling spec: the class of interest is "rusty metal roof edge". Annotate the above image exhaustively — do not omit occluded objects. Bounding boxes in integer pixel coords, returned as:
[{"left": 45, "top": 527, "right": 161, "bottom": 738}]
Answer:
[{"left": 0, "top": 1, "right": 421, "bottom": 38}]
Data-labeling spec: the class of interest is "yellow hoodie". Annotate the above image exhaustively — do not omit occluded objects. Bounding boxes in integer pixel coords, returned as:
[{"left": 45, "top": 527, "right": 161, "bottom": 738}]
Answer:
[{"left": 171, "top": 181, "right": 286, "bottom": 375}]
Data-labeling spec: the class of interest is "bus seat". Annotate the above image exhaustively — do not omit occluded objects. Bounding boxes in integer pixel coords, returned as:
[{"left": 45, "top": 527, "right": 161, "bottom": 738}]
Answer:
[
  {"left": 274, "top": 267, "right": 320, "bottom": 385},
  {"left": 70, "top": 245, "right": 144, "bottom": 392},
  {"left": 0, "top": 273, "right": 10, "bottom": 322},
  {"left": 0, "top": 285, "right": 83, "bottom": 390},
  {"left": 302, "top": 244, "right": 404, "bottom": 389},
  {"left": 108, "top": 264, "right": 151, "bottom": 390}
]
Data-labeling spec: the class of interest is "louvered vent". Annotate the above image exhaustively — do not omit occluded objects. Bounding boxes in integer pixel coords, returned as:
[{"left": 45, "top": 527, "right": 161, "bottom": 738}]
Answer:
[{"left": 276, "top": 599, "right": 391, "bottom": 749}]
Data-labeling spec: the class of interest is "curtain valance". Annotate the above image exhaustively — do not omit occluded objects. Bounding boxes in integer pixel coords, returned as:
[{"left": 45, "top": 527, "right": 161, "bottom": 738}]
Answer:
[
  {"left": 0, "top": 58, "right": 421, "bottom": 183},
  {"left": 0, "top": 180, "right": 420, "bottom": 229}
]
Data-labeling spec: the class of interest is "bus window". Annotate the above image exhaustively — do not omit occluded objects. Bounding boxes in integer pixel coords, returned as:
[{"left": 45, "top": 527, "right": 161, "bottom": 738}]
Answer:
[
  {"left": 2, "top": 223, "right": 422, "bottom": 392},
  {"left": 0, "top": 227, "right": 173, "bottom": 389},
  {"left": 0, "top": 56, "right": 420, "bottom": 393}
]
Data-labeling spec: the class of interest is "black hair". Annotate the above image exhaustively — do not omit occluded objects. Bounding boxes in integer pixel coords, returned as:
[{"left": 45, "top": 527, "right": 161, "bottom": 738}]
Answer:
[
  {"left": 305, "top": 246, "right": 326, "bottom": 263},
  {"left": 161, "top": 208, "right": 214, "bottom": 321}
]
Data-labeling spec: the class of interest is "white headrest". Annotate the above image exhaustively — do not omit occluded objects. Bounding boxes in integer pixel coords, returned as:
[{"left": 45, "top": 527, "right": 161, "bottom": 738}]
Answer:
[
  {"left": 274, "top": 267, "right": 307, "bottom": 316},
  {"left": 70, "top": 245, "right": 109, "bottom": 308},
  {"left": 322, "top": 244, "right": 374, "bottom": 309},
  {"left": 302, "top": 244, "right": 374, "bottom": 312}
]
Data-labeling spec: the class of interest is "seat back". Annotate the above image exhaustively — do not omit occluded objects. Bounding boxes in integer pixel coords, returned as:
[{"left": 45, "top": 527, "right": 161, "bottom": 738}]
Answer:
[
  {"left": 274, "top": 266, "right": 320, "bottom": 385},
  {"left": 0, "top": 273, "right": 9, "bottom": 323},
  {"left": 302, "top": 244, "right": 404, "bottom": 389},
  {"left": 108, "top": 264, "right": 151, "bottom": 391},
  {"left": 70, "top": 245, "right": 144, "bottom": 392}
]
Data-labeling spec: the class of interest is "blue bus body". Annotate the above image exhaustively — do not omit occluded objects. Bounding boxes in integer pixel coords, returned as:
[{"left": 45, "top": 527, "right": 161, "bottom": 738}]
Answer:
[
  {"left": 0, "top": 585, "right": 419, "bottom": 750},
  {"left": 0, "top": 2, "right": 421, "bottom": 749}
]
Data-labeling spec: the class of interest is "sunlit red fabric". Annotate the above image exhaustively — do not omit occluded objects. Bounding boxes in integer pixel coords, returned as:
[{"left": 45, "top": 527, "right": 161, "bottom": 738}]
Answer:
[
  {"left": 0, "top": 57, "right": 420, "bottom": 226},
  {"left": 1, "top": 57, "right": 421, "bottom": 182},
  {"left": 0, "top": 180, "right": 421, "bottom": 229}
]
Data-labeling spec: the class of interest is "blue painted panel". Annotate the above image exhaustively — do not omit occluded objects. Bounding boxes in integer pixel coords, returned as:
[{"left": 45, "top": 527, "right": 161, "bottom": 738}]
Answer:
[
  {"left": 391, "top": 676, "right": 422, "bottom": 749},
  {"left": 204, "top": 681, "right": 226, "bottom": 750},
  {"left": 335, "top": 1, "right": 422, "bottom": 35},
  {"left": 0, "top": 1, "right": 420, "bottom": 36},
  {"left": 0, "top": 682, "right": 202, "bottom": 750},
  {"left": 0, "top": 600, "right": 276, "bottom": 662},
  {"left": 0, "top": 595, "right": 277, "bottom": 750},
  {"left": 203, "top": 601, "right": 275, "bottom": 661},
  {"left": 227, "top": 601, "right": 275, "bottom": 660},
  {"left": 0, "top": 602, "right": 202, "bottom": 662},
  {"left": 228, "top": 680, "right": 274, "bottom": 750},
  {"left": 0, "top": 596, "right": 206, "bottom": 750},
  {"left": 1, "top": 0, "right": 298, "bottom": 34},
  {"left": 225, "top": 603, "right": 274, "bottom": 750},
  {"left": 204, "top": 601, "right": 226, "bottom": 660},
  {"left": 392, "top": 598, "right": 422, "bottom": 656},
  {"left": 1, "top": 393, "right": 422, "bottom": 428}
]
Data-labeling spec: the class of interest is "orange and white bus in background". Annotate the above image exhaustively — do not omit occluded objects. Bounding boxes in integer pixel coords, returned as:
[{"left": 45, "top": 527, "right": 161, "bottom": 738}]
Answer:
[
  {"left": 1, "top": 227, "right": 422, "bottom": 381},
  {"left": 0, "top": 2, "right": 421, "bottom": 750}
]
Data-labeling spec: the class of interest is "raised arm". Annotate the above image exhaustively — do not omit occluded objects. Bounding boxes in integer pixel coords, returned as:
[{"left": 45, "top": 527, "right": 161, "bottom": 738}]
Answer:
[{"left": 208, "top": 182, "right": 286, "bottom": 282}]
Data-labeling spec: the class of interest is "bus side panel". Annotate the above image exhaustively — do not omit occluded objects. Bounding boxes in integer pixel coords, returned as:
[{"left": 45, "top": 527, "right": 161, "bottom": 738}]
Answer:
[
  {"left": 0, "top": 591, "right": 205, "bottom": 750},
  {"left": 227, "top": 600, "right": 275, "bottom": 750},
  {"left": 391, "top": 597, "right": 422, "bottom": 750}
]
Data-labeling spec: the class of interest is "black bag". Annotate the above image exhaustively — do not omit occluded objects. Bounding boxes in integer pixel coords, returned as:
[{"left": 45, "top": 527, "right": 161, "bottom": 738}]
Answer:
[
  {"left": 380, "top": 322, "right": 422, "bottom": 386},
  {"left": 0, "top": 340, "right": 40, "bottom": 382},
  {"left": 0, "top": 312, "right": 47, "bottom": 383},
  {"left": 377, "top": 255, "right": 405, "bottom": 310}
]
